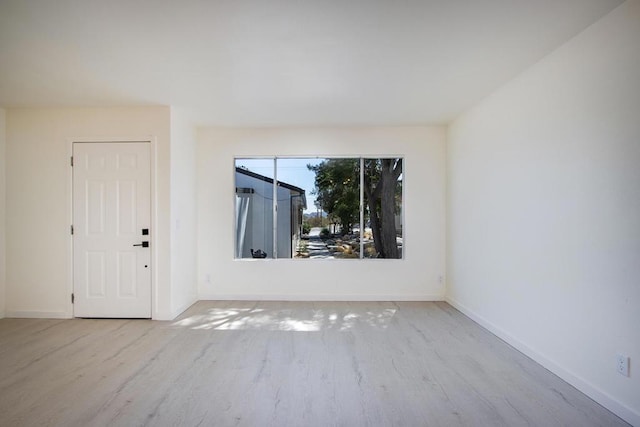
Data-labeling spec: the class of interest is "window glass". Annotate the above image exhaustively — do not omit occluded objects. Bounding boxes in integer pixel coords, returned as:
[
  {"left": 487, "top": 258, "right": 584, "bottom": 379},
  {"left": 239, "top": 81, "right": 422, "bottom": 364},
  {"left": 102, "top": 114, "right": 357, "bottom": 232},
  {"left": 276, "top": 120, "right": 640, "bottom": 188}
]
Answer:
[
  {"left": 272, "top": 158, "right": 311, "bottom": 259},
  {"left": 234, "top": 157, "right": 403, "bottom": 260},
  {"left": 234, "top": 158, "right": 274, "bottom": 259},
  {"left": 363, "top": 158, "right": 403, "bottom": 259},
  {"left": 306, "top": 158, "right": 360, "bottom": 259}
]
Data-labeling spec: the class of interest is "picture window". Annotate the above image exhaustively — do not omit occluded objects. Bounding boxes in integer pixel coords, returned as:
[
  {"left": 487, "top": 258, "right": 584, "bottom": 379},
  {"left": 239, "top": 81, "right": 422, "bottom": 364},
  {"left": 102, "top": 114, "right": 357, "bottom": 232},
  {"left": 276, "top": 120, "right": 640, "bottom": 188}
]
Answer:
[{"left": 234, "top": 157, "right": 403, "bottom": 260}]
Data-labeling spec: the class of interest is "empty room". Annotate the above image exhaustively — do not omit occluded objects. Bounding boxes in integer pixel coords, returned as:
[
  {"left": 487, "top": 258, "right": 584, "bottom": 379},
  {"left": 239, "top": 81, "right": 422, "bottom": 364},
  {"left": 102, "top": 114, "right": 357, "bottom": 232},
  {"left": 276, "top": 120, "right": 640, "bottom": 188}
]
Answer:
[{"left": 0, "top": 0, "right": 638, "bottom": 425}]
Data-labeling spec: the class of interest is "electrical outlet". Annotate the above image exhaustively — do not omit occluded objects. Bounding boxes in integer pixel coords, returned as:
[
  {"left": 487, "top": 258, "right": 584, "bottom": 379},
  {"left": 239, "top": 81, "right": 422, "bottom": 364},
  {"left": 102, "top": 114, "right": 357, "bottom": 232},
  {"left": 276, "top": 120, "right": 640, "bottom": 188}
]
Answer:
[{"left": 616, "top": 354, "right": 630, "bottom": 377}]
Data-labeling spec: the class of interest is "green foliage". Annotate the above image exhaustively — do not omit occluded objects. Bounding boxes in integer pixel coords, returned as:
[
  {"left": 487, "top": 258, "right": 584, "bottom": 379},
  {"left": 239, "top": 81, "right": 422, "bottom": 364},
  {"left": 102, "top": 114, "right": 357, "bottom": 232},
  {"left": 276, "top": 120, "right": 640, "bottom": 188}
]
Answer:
[
  {"left": 302, "top": 222, "right": 311, "bottom": 235},
  {"left": 308, "top": 159, "right": 360, "bottom": 235},
  {"left": 305, "top": 215, "right": 325, "bottom": 228},
  {"left": 308, "top": 158, "right": 403, "bottom": 257},
  {"left": 320, "top": 227, "right": 331, "bottom": 238}
]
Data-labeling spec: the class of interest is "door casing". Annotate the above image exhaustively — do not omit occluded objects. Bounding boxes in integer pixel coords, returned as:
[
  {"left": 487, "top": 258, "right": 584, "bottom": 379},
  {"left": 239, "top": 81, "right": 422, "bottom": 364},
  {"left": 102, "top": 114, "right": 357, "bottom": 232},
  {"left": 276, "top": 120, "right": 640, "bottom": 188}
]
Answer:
[{"left": 68, "top": 138, "right": 157, "bottom": 319}]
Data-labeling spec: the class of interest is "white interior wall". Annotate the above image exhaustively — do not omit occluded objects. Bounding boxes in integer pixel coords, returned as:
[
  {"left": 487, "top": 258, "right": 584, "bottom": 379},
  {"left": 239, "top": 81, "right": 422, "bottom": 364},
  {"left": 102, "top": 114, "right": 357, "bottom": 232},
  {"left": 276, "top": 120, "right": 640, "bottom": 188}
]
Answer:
[
  {"left": 197, "top": 126, "right": 446, "bottom": 300},
  {"left": 169, "top": 108, "right": 198, "bottom": 318},
  {"left": 5, "top": 107, "right": 174, "bottom": 319},
  {"left": 447, "top": 1, "right": 640, "bottom": 424},
  {"left": 0, "top": 108, "right": 5, "bottom": 318}
]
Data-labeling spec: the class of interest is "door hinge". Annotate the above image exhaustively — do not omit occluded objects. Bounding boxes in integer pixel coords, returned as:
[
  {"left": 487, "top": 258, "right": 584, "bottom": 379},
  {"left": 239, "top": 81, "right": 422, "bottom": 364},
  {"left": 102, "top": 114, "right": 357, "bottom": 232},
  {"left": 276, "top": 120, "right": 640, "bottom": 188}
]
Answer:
[
  {"left": 70, "top": 156, "right": 73, "bottom": 166},
  {"left": 70, "top": 225, "right": 74, "bottom": 235},
  {"left": 71, "top": 293, "right": 75, "bottom": 304}
]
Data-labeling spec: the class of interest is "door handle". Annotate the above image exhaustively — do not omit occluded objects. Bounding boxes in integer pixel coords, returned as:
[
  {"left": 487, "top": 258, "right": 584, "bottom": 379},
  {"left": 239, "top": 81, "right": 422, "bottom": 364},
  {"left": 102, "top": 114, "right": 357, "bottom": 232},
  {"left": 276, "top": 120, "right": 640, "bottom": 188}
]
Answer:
[{"left": 133, "top": 241, "right": 149, "bottom": 248}]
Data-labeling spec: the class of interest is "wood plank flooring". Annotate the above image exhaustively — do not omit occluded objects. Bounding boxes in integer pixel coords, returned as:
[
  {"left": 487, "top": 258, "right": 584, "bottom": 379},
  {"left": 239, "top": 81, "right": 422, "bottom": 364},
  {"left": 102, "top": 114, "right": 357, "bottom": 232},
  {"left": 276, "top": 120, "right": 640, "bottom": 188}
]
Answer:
[{"left": 0, "top": 301, "right": 629, "bottom": 426}]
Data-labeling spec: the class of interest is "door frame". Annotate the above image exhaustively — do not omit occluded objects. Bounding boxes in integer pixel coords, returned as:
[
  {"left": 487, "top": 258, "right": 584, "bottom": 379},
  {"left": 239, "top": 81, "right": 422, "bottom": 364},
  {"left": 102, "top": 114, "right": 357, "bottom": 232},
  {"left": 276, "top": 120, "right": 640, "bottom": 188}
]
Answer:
[{"left": 67, "top": 137, "right": 158, "bottom": 319}]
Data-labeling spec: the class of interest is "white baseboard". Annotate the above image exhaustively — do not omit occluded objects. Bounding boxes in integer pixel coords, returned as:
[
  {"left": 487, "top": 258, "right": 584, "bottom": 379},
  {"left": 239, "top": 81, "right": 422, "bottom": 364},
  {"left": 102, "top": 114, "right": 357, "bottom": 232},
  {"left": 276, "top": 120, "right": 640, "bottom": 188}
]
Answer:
[
  {"left": 197, "top": 293, "right": 445, "bottom": 301},
  {"left": 172, "top": 296, "right": 198, "bottom": 319},
  {"left": 153, "top": 296, "right": 198, "bottom": 321},
  {"left": 5, "top": 310, "right": 72, "bottom": 319},
  {"left": 153, "top": 311, "right": 177, "bottom": 321},
  {"left": 445, "top": 296, "right": 640, "bottom": 427}
]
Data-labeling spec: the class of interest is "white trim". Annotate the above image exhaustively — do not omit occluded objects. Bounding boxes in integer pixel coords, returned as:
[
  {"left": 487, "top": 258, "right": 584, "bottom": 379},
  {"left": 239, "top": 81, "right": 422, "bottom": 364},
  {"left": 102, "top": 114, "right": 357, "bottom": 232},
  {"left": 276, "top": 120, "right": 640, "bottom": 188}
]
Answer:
[
  {"left": 154, "top": 297, "right": 196, "bottom": 321},
  {"left": 198, "top": 294, "right": 445, "bottom": 301},
  {"left": 232, "top": 158, "right": 237, "bottom": 259},
  {"left": 149, "top": 137, "right": 158, "bottom": 320},
  {"left": 68, "top": 137, "right": 157, "bottom": 320},
  {"left": 401, "top": 156, "right": 406, "bottom": 260},
  {"left": 232, "top": 155, "right": 406, "bottom": 261},
  {"left": 273, "top": 157, "right": 278, "bottom": 259},
  {"left": 169, "top": 296, "right": 198, "bottom": 320},
  {"left": 66, "top": 139, "right": 76, "bottom": 319},
  {"left": 153, "top": 312, "right": 178, "bottom": 321},
  {"left": 6, "top": 310, "right": 72, "bottom": 319},
  {"left": 446, "top": 296, "right": 640, "bottom": 427},
  {"left": 359, "top": 157, "right": 364, "bottom": 258}
]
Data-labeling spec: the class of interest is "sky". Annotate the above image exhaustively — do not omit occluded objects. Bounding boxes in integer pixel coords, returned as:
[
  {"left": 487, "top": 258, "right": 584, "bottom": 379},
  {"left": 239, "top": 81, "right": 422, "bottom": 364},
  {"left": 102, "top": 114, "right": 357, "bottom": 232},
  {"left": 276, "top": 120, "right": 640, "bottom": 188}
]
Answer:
[{"left": 235, "top": 157, "right": 324, "bottom": 214}]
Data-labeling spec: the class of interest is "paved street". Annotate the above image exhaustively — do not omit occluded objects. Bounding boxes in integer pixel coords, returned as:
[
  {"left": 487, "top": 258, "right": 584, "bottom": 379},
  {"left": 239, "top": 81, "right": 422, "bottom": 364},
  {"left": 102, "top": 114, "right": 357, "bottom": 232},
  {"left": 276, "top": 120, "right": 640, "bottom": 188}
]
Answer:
[{"left": 307, "top": 227, "right": 334, "bottom": 259}]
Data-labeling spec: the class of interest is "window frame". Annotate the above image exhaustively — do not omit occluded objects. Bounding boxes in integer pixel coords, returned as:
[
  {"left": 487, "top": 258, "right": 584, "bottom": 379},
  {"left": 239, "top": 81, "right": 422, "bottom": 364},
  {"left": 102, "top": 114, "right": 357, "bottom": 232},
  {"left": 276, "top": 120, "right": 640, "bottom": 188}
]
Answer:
[{"left": 233, "top": 156, "right": 405, "bottom": 261}]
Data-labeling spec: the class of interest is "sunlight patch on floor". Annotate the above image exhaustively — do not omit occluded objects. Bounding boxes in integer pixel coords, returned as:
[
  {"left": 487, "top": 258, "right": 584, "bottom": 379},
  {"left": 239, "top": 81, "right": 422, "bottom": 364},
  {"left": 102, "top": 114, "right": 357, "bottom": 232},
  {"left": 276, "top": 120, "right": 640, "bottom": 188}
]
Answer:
[{"left": 172, "top": 307, "right": 397, "bottom": 331}]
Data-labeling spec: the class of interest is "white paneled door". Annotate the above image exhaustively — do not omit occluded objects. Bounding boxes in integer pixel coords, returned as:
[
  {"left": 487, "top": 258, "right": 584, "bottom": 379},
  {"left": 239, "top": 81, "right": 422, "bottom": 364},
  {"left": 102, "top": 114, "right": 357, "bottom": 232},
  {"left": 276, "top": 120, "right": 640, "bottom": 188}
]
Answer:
[{"left": 73, "top": 142, "right": 151, "bottom": 318}]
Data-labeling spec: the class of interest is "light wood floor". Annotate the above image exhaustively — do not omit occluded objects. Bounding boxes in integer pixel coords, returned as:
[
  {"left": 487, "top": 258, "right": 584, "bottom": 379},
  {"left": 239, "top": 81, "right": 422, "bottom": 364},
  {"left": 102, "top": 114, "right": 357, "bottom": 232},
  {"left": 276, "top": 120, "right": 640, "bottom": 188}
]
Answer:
[{"left": 0, "top": 301, "right": 628, "bottom": 426}]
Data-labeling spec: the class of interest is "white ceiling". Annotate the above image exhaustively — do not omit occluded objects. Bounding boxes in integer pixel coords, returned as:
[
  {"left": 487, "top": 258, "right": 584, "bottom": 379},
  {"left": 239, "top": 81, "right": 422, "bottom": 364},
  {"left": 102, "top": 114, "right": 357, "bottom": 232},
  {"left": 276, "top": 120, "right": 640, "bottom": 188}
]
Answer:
[{"left": 0, "top": 0, "right": 623, "bottom": 126}]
